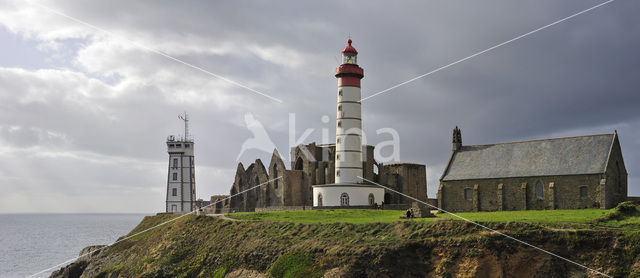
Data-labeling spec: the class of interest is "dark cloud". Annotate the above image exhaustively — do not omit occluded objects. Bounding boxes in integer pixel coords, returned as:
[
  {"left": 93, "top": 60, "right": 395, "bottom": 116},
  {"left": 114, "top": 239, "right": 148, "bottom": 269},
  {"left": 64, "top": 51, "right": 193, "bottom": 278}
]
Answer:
[{"left": 0, "top": 0, "right": 638, "bottom": 212}]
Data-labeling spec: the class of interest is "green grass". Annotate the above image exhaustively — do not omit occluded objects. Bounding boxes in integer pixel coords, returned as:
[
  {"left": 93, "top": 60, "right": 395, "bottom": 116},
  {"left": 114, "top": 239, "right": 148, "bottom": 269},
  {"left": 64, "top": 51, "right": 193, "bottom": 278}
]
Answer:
[
  {"left": 433, "top": 208, "right": 613, "bottom": 223},
  {"left": 227, "top": 207, "right": 640, "bottom": 227},
  {"left": 269, "top": 251, "right": 322, "bottom": 278},
  {"left": 228, "top": 209, "right": 410, "bottom": 224}
]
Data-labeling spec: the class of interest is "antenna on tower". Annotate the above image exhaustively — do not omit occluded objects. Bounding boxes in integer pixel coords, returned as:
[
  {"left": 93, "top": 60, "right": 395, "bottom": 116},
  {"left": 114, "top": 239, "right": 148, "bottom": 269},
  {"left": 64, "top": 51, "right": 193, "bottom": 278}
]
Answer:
[{"left": 178, "top": 111, "right": 190, "bottom": 141}]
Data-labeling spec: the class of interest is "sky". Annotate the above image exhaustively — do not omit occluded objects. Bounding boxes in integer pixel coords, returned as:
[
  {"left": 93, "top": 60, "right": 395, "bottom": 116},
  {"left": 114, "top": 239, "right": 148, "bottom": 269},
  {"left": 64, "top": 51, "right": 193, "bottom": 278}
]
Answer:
[{"left": 0, "top": 0, "right": 638, "bottom": 213}]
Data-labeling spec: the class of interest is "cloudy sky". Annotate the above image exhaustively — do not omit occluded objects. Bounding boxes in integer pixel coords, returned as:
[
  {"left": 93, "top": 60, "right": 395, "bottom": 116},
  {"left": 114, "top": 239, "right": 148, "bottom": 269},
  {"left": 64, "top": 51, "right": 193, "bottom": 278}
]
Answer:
[{"left": 0, "top": 0, "right": 638, "bottom": 213}]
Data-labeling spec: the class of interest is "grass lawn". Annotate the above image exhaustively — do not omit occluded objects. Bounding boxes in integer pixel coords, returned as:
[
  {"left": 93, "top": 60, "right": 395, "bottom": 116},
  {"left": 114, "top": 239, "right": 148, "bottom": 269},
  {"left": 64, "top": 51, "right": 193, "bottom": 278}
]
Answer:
[
  {"left": 226, "top": 207, "right": 640, "bottom": 226},
  {"left": 227, "top": 209, "right": 409, "bottom": 224},
  {"left": 432, "top": 208, "right": 613, "bottom": 224}
]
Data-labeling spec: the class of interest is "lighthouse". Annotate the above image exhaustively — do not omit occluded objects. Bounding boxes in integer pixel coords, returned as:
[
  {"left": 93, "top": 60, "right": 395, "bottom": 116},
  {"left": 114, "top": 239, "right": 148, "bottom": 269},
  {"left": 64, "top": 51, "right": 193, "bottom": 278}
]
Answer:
[
  {"left": 312, "top": 39, "right": 384, "bottom": 207},
  {"left": 335, "top": 39, "right": 364, "bottom": 184}
]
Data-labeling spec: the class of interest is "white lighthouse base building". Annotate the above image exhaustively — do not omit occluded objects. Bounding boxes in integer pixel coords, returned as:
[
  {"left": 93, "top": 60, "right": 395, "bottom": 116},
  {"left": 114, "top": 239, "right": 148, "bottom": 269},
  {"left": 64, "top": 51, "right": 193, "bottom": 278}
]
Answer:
[{"left": 313, "top": 184, "right": 384, "bottom": 207}]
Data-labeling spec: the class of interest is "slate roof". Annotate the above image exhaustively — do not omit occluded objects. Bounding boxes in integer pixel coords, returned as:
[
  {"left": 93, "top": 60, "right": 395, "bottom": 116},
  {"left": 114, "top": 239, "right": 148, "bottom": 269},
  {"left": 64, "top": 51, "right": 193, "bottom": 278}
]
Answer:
[{"left": 441, "top": 134, "right": 615, "bottom": 181}]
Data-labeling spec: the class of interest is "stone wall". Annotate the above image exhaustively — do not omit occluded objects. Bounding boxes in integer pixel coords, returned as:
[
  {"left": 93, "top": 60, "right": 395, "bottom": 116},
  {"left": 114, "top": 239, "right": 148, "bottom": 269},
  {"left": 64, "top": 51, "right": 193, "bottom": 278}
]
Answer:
[
  {"left": 602, "top": 136, "right": 628, "bottom": 209},
  {"left": 438, "top": 174, "right": 608, "bottom": 212},
  {"left": 379, "top": 163, "right": 427, "bottom": 204}
]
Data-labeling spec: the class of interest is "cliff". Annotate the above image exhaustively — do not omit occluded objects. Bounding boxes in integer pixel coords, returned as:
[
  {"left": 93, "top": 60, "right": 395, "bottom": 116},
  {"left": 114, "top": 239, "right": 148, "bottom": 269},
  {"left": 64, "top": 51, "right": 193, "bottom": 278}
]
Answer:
[{"left": 50, "top": 206, "right": 640, "bottom": 278}]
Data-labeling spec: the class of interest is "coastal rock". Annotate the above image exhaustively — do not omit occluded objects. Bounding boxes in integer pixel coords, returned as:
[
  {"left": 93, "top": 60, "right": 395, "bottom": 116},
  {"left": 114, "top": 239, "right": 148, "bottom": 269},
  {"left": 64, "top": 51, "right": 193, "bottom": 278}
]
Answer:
[{"left": 49, "top": 245, "right": 106, "bottom": 278}]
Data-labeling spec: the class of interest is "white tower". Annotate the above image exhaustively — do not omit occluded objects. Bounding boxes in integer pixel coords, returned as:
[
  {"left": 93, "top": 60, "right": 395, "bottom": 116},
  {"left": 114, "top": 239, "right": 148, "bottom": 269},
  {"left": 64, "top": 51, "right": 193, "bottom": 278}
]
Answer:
[
  {"left": 165, "top": 112, "right": 196, "bottom": 213},
  {"left": 335, "top": 39, "right": 364, "bottom": 184},
  {"left": 313, "top": 39, "right": 384, "bottom": 207}
]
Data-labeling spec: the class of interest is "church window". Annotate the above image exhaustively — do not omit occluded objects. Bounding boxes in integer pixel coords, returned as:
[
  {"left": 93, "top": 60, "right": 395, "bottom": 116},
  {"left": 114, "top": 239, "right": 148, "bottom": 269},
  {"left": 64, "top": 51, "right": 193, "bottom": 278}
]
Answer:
[
  {"left": 340, "top": 192, "right": 349, "bottom": 206},
  {"left": 464, "top": 188, "right": 472, "bottom": 200},
  {"left": 173, "top": 172, "right": 178, "bottom": 181},
  {"left": 536, "top": 181, "right": 544, "bottom": 199},
  {"left": 173, "top": 158, "right": 178, "bottom": 168},
  {"left": 172, "top": 188, "right": 177, "bottom": 196},
  {"left": 580, "top": 186, "right": 588, "bottom": 198},
  {"left": 317, "top": 193, "right": 323, "bottom": 206},
  {"left": 368, "top": 193, "right": 375, "bottom": 206}
]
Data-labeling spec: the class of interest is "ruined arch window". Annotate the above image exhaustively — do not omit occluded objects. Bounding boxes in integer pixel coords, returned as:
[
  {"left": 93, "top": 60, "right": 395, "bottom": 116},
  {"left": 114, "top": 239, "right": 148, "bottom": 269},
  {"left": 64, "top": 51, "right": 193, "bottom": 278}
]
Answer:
[
  {"left": 368, "top": 193, "right": 375, "bottom": 206},
  {"left": 172, "top": 188, "right": 177, "bottom": 196},
  {"left": 273, "top": 164, "right": 279, "bottom": 189},
  {"left": 295, "top": 157, "right": 303, "bottom": 170},
  {"left": 464, "top": 188, "right": 472, "bottom": 200},
  {"left": 340, "top": 192, "right": 349, "bottom": 206},
  {"left": 317, "top": 193, "right": 323, "bottom": 206},
  {"left": 580, "top": 186, "right": 588, "bottom": 198},
  {"left": 535, "top": 181, "right": 544, "bottom": 199}
]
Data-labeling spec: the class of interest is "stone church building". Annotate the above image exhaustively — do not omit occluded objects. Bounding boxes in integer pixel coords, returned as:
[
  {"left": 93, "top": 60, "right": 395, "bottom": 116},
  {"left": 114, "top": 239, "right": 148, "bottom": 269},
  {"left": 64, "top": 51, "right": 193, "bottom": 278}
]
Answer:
[
  {"left": 437, "top": 127, "right": 628, "bottom": 212},
  {"left": 206, "top": 142, "right": 427, "bottom": 213}
]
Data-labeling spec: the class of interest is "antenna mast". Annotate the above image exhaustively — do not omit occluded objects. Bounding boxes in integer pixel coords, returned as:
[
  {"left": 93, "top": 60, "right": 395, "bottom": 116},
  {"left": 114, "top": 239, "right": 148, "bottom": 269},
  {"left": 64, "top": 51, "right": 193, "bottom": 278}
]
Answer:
[{"left": 178, "top": 111, "right": 190, "bottom": 141}]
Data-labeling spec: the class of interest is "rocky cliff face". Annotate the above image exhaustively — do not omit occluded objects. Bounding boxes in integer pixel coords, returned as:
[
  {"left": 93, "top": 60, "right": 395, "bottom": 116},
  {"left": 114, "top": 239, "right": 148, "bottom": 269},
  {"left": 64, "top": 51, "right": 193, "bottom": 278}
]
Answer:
[{"left": 49, "top": 213, "right": 640, "bottom": 278}]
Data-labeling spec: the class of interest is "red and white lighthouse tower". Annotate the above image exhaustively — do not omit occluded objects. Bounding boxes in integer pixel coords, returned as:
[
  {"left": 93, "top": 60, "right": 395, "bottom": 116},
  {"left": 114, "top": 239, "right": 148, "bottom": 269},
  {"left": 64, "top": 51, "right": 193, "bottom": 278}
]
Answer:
[
  {"left": 335, "top": 39, "right": 364, "bottom": 184},
  {"left": 313, "top": 39, "right": 383, "bottom": 207}
]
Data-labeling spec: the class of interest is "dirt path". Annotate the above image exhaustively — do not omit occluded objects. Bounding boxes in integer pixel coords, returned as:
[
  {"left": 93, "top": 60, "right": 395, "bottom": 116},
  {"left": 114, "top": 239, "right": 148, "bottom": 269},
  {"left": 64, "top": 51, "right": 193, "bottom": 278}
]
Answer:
[{"left": 207, "top": 213, "right": 241, "bottom": 221}]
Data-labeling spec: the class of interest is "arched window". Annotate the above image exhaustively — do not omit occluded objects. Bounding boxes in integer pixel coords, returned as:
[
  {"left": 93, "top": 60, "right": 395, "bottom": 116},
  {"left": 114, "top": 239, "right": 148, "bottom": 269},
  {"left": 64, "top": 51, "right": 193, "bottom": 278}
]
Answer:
[
  {"left": 317, "top": 193, "right": 323, "bottom": 207},
  {"left": 368, "top": 193, "right": 375, "bottom": 206},
  {"left": 265, "top": 185, "right": 271, "bottom": 206},
  {"left": 580, "top": 186, "right": 588, "bottom": 198},
  {"left": 295, "top": 157, "right": 303, "bottom": 170},
  {"left": 340, "top": 192, "right": 349, "bottom": 206},
  {"left": 464, "top": 188, "right": 472, "bottom": 200},
  {"left": 535, "top": 181, "right": 544, "bottom": 199},
  {"left": 273, "top": 164, "right": 279, "bottom": 189}
]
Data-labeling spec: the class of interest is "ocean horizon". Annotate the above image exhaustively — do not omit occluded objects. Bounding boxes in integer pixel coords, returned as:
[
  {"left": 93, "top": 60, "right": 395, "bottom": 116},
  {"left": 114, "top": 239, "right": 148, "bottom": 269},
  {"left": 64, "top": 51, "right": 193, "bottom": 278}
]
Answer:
[{"left": 0, "top": 213, "right": 148, "bottom": 278}]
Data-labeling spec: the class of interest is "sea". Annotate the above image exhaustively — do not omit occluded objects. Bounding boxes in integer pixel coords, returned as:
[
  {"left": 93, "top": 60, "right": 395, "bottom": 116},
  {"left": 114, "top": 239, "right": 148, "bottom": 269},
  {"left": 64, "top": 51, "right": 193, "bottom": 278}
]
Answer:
[{"left": 0, "top": 214, "right": 147, "bottom": 278}]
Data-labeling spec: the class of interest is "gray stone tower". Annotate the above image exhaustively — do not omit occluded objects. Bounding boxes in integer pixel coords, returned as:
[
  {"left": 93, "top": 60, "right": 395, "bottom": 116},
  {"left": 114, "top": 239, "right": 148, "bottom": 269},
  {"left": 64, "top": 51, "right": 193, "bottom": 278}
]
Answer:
[{"left": 165, "top": 112, "right": 196, "bottom": 213}]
